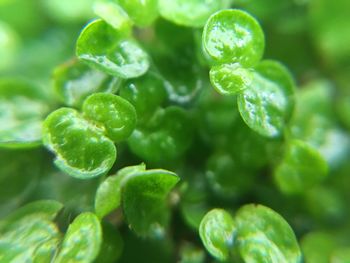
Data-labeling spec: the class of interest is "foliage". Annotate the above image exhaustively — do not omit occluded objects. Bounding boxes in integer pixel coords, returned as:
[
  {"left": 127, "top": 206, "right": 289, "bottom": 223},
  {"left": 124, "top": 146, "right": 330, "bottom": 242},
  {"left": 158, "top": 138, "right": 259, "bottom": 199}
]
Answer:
[{"left": 1, "top": 0, "right": 350, "bottom": 262}]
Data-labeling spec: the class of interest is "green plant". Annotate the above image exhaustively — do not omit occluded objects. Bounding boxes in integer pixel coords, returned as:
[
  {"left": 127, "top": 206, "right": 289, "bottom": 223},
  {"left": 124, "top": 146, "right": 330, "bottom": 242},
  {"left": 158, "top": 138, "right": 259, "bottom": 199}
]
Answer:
[{"left": 1, "top": 0, "right": 350, "bottom": 262}]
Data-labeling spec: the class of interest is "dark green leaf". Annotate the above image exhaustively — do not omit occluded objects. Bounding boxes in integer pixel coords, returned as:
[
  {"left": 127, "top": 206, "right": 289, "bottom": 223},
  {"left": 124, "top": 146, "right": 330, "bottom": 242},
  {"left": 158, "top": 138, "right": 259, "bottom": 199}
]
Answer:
[
  {"left": 274, "top": 140, "right": 328, "bottom": 194},
  {"left": 122, "top": 169, "right": 179, "bottom": 237},
  {"left": 95, "top": 163, "right": 146, "bottom": 219}
]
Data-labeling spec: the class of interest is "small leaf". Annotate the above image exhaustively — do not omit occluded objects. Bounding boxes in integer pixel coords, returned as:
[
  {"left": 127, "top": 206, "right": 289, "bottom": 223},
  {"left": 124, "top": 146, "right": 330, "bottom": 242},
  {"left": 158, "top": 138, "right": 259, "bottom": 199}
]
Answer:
[
  {"left": 199, "top": 209, "right": 236, "bottom": 261},
  {"left": 76, "top": 19, "right": 149, "bottom": 79},
  {"left": 53, "top": 59, "right": 120, "bottom": 107},
  {"left": 121, "top": 169, "right": 179, "bottom": 237},
  {"left": 159, "top": 0, "right": 232, "bottom": 27},
  {"left": 235, "top": 204, "right": 302, "bottom": 263},
  {"left": 116, "top": 0, "right": 158, "bottom": 27},
  {"left": 55, "top": 212, "right": 102, "bottom": 263},
  {"left": 0, "top": 200, "right": 63, "bottom": 232},
  {"left": 237, "top": 60, "right": 295, "bottom": 137},
  {"left": 274, "top": 140, "right": 328, "bottom": 194},
  {"left": 301, "top": 232, "right": 336, "bottom": 263},
  {"left": 202, "top": 9, "right": 264, "bottom": 67},
  {"left": 93, "top": 1, "right": 132, "bottom": 33},
  {"left": 128, "top": 107, "right": 193, "bottom": 163},
  {"left": 95, "top": 163, "right": 146, "bottom": 219},
  {"left": 0, "top": 216, "right": 61, "bottom": 262},
  {"left": 210, "top": 63, "right": 253, "bottom": 95},
  {"left": 119, "top": 72, "right": 167, "bottom": 123},
  {"left": 0, "top": 79, "right": 50, "bottom": 148},
  {"left": 43, "top": 108, "right": 116, "bottom": 179},
  {"left": 82, "top": 93, "right": 137, "bottom": 142}
]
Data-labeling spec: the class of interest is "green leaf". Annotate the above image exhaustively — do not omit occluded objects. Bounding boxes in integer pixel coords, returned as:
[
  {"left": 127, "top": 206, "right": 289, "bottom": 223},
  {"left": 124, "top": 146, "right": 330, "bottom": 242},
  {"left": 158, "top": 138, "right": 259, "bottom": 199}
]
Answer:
[
  {"left": 119, "top": 72, "right": 167, "bottom": 123},
  {"left": 0, "top": 200, "right": 63, "bottom": 232},
  {"left": 82, "top": 93, "right": 137, "bottom": 142},
  {"left": 274, "top": 140, "right": 328, "bottom": 194},
  {"left": 237, "top": 60, "right": 295, "bottom": 137},
  {"left": 76, "top": 19, "right": 150, "bottom": 79},
  {"left": 93, "top": 1, "right": 132, "bottom": 33},
  {"left": 43, "top": 108, "right": 116, "bottom": 179},
  {"left": 0, "top": 216, "right": 61, "bottom": 262},
  {"left": 128, "top": 107, "right": 193, "bottom": 163},
  {"left": 202, "top": 9, "right": 264, "bottom": 67},
  {"left": 53, "top": 59, "right": 121, "bottom": 107},
  {"left": 199, "top": 209, "right": 236, "bottom": 261},
  {"left": 158, "top": 0, "right": 232, "bottom": 28},
  {"left": 55, "top": 212, "right": 102, "bottom": 263},
  {"left": 0, "top": 79, "right": 50, "bottom": 148},
  {"left": 121, "top": 169, "right": 179, "bottom": 237},
  {"left": 210, "top": 63, "right": 253, "bottom": 95},
  {"left": 116, "top": 0, "right": 158, "bottom": 27},
  {"left": 95, "top": 222, "right": 124, "bottom": 263},
  {"left": 235, "top": 204, "right": 302, "bottom": 263},
  {"left": 331, "top": 247, "right": 350, "bottom": 263},
  {"left": 301, "top": 232, "right": 336, "bottom": 263},
  {"left": 95, "top": 163, "right": 146, "bottom": 219}
]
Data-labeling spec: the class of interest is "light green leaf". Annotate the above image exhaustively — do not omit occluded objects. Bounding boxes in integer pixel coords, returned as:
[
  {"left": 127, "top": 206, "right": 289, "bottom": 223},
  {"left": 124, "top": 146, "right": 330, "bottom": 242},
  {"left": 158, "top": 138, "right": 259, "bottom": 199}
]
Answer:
[
  {"left": 301, "top": 232, "right": 336, "bottom": 263},
  {"left": 76, "top": 19, "right": 149, "bottom": 79},
  {"left": 95, "top": 163, "right": 146, "bottom": 219},
  {"left": 210, "top": 63, "right": 253, "bottom": 95},
  {"left": 0, "top": 200, "right": 63, "bottom": 232},
  {"left": 53, "top": 59, "right": 121, "bottom": 107},
  {"left": 0, "top": 79, "right": 50, "bottom": 148},
  {"left": 55, "top": 212, "right": 102, "bottom": 263},
  {"left": 274, "top": 140, "right": 328, "bottom": 194},
  {"left": 116, "top": 0, "right": 158, "bottom": 27},
  {"left": 122, "top": 169, "right": 179, "bottom": 237},
  {"left": 199, "top": 209, "right": 236, "bottom": 261},
  {"left": 93, "top": 1, "right": 132, "bottom": 33},
  {"left": 159, "top": 0, "right": 232, "bottom": 28},
  {"left": 202, "top": 9, "right": 264, "bottom": 67},
  {"left": 237, "top": 60, "right": 295, "bottom": 137},
  {"left": 82, "top": 93, "right": 137, "bottom": 142},
  {"left": 43, "top": 108, "right": 116, "bottom": 179},
  {"left": 235, "top": 204, "right": 302, "bottom": 263}
]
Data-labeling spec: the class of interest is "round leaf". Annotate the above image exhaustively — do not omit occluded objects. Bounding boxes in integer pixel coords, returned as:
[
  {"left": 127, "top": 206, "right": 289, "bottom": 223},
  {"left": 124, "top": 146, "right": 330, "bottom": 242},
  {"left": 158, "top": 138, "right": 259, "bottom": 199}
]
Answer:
[
  {"left": 210, "top": 63, "right": 253, "bottom": 95},
  {"left": 235, "top": 204, "right": 302, "bottom": 263},
  {"left": 158, "top": 0, "right": 232, "bottom": 28},
  {"left": 43, "top": 108, "right": 116, "bottom": 179},
  {"left": 274, "top": 140, "right": 328, "bottom": 194},
  {"left": 82, "top": 93, "right": 137, "bottom": 142},
  {"left": 0, "top": 79, "right": 50, "bottom": 148},
  {"left": 55, "top": 212, "right": 102, "bottom": 263},
  {"left": 128, "top": 107, "right": 193, "bottom": 163},
  {"left": 199, "top": 209, "right": 236, "bottom": 261},
  {"left": 237, "top": 60, "right": 295, "bottom": 137},
  {"left": 121, "top": 169, "right": 179, "bottom": 237},
  {"left": 76, "top": 19, "right": 149, "bottom": 79},
  {"left": 202, "top": 9, "right": 264, "bottom": 67}
]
